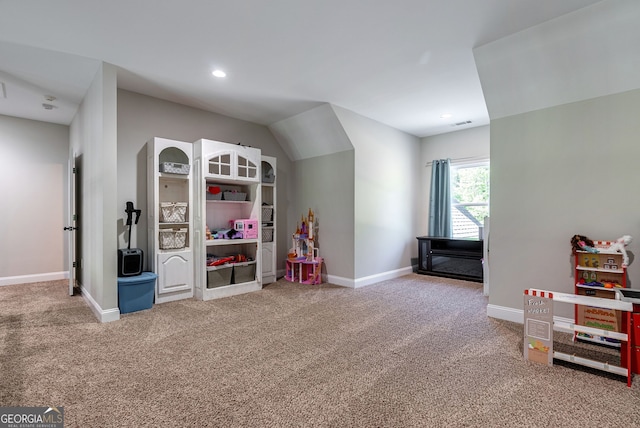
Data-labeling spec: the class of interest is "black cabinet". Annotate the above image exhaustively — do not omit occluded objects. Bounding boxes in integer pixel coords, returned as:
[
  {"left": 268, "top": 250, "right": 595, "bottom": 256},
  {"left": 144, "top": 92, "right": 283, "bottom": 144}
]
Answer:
[{"left": 416, "top": 237, "right": 483, "bottom": 282}]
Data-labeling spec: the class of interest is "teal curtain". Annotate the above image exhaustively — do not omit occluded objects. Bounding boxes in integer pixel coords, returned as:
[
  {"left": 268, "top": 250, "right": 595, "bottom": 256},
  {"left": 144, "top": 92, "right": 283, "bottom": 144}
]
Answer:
[{"left": 428, "top": 159, "right": 451, "bottom": 237}]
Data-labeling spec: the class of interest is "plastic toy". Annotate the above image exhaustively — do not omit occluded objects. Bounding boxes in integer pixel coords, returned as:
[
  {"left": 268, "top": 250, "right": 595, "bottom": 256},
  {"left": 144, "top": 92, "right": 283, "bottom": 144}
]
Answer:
[
  {"left": 571, "top": 234, "right": 599, "bottom": 254},
  {"left": 608, "top": 235, "right": 632, "bottom": 267},
  {"left": 212, "top": 228, "right": 243, "bottom": 239}
]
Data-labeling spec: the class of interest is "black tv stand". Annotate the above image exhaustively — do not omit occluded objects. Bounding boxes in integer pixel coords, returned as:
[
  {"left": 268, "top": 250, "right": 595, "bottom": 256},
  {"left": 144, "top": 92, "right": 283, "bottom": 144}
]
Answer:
[{"left": 416, "top": 237, "right": 483, "bottom": 282}]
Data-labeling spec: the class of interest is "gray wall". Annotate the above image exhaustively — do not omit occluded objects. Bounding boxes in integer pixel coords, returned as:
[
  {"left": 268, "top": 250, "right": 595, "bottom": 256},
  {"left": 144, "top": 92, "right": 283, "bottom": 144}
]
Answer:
[
  {"left": 69, "top": 62, "right": 119, "bottom": 316},
  {"left": 116, "top": 89, "right": 292, "bottom": 273},
  {"left": 333, "top": 106, "right": 421, "bottom": 281},
  {"left": 0, "top": 115, "right": 69, "bottom": 280},
  {"left": 292, "top": 150, "right": 355, "bottom": 280},
  {"left": 489, "top": 88, "right": 640, "bottom": 319}
]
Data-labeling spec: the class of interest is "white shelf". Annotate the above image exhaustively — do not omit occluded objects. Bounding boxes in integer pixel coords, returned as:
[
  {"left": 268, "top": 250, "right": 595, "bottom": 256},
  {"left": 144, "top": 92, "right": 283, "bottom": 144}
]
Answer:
[
  {"left": 206, "top": 199, "right": 252, "bottom": 204},
  {"left": 147, "top": 138, "right": 195, "bottom": 304},
  {"left": 576, "top": 333, "right": 622, "bottom": 348},
  {"left": 576, "top": 265, "right": 624, "bottom": 274},
  {"left": 206, "top": 239, "right": 259, "bottom": 246},
  {"left": 553, "top": 351, "right": 628, "bottom": 377},
  {"left": 194, "top": 139, "right": 262, "bottom": 300},
  {"left": 529, "top": 289, "right": 633, "bottom": 311},
  {"left": 159, "top": 172, "right": 189, "bottom": 180},
  {"left": 576, "top": 249, "right": 622, "bottom": 256},
  {"left": 553, "top": 319, "right": 628, "bottom": 341},
  {"left": 201, "top": 280, "right": 261, "bottom": 301}
]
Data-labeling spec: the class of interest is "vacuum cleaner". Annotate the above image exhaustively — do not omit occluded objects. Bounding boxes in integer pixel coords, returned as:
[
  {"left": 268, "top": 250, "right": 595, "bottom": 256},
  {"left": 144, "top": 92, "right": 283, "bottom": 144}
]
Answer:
[{"left": 118, "top": 201, "right": 143, "bottom": 277}]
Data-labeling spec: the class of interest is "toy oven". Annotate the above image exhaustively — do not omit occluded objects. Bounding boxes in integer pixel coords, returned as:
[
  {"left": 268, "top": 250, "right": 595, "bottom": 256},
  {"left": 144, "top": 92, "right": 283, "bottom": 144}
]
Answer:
[{"left": 233, "top": 219, "right": 258, "bottom": 239}]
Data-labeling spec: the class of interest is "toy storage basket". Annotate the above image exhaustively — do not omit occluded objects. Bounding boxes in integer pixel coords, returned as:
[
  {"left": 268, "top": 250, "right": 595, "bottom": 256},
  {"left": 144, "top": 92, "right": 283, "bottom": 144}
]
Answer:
[
  {"left": 159, "top": 228, "right": 187, "bottom": 249},
  {"left": 160, "top": 202, "right": 187, "bottom": 223},
  {"left": 262, "top": 227, "right": 274, "bottom": 243},
  {"left": 232, "top": 261, "right": 256, "bottom": 284},
  {"left": 223, "top": 191, "right": 247, "bottom": 201},
  {"left": 207, "top": 265, "right": 233, "bottom": 288}
]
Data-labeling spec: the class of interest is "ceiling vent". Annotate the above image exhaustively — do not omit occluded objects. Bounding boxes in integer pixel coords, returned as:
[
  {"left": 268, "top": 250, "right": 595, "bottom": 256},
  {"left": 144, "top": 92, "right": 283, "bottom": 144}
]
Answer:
[
  {"left": 42, "top": 103, "right": 56, "bottom": 110},
  {"left": 452, "top": 120, "right": 472, "bottom": 127}
]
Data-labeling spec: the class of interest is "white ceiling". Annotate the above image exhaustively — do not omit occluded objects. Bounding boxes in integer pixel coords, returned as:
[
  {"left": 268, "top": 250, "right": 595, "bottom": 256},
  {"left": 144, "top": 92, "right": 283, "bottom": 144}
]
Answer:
[{"left": 0, "top": 0, "right": 605, "bottom": 137}]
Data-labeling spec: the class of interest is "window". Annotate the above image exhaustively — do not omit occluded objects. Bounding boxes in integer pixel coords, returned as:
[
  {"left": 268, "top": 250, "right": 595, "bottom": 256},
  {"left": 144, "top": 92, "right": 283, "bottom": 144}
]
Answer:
[{"left": 450, "top": 162, "right": 489, "bottom": 239}]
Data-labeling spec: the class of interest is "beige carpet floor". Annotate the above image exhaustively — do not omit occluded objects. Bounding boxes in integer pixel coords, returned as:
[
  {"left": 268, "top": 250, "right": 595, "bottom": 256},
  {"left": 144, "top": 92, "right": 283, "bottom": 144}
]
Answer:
[{"left": 1, "top": 275, "right": 639, "bottom": 427}]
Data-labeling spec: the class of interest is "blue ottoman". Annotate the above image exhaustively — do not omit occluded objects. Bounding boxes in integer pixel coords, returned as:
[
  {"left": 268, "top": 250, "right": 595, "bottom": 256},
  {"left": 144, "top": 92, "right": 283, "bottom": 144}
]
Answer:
[{"left": 118, "top": 272, "right": 157, "bottom": 314}]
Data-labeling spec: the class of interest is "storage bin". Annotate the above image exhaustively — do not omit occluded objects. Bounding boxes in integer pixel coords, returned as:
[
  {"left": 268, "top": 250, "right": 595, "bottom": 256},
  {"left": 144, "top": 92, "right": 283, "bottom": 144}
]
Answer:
[
  {"left": 159, "top": 228, "right": 187, "bottom": 249},
  {"left": 160, "top": 202, "right": 188, "bottom": 223},
  {"left": 159, "top": 162, "right": 190, "bottom": 175},
  {"left": 262, "top": 227, "right": 273, "bottom": 242},
  {"left": 223, "top": 191, "right": 246, "bottom": 201},
  {"left": 118, "top": 272, "right": 157, "bottom": 314},
  {"left": 207, "top": 186, "right": 222, "bottom": 200},
  {"left": 262, "top": 207, "right": 273, "bottom": 222},
  {"left": 232, "top": 261, "right": 256, "bottom": 284},
  {"left": 207, "top": 265, "right": 233, "bottom": 288}
]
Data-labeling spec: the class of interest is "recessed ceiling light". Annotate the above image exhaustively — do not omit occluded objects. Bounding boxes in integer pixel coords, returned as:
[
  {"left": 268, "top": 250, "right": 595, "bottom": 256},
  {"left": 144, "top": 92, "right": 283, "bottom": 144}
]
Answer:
[
  {"left": 212, "top": 69, "right": 226, "bottom": 78},
  {"left": 440, "top": 113, "right": 453, "bottom": 119}
]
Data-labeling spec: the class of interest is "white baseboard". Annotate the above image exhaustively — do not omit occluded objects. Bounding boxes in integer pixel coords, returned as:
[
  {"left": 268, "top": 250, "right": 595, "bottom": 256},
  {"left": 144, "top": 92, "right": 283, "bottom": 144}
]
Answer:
[
  {"left": 487, "top": 303, "right": 574, "bottom": 329},
  {"left": 0, "top": 271, "right": 69, "bottom": 287},
  {"left": 326, "top": 266, "right": 414, "bottom": 289},
  {"left": 80, "top": 285, "right": 120, "bottom": 323}
]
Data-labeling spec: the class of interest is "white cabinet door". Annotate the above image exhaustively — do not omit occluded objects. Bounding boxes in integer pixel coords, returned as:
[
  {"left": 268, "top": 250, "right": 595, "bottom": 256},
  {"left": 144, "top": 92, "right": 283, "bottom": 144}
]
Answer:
[
  {"left": 262, "top": 244, "right": 274, "bottom": 278},
  {"left": 157, "top": 252, "right": 193, "bottom": 295},
  {"left": 205, "top": 151, "right": 234, "bottom": 180}
]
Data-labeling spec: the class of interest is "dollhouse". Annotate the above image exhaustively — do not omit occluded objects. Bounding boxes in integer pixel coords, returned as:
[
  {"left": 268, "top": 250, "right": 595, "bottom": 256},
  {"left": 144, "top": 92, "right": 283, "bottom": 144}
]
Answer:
[{"left": 285, "top": 209, "right": 323, "bottom": 284}]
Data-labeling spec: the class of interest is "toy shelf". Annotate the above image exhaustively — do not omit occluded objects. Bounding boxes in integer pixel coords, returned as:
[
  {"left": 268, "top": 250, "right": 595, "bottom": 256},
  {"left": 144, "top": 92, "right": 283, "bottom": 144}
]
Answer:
[{"left": 524, "top": 288, "right": 634, "bottom": 386}]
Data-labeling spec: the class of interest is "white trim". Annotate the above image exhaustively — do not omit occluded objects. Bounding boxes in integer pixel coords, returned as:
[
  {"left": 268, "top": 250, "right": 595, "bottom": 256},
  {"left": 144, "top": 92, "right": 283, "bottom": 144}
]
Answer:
[
  {"left": 450, "top": 157, "right": 490, "bottom": 168},
  {"left": 326, "top": 267, "right": 414, "bottom": 289},
  {"left": 80, "top": 285, "right": 120, "bottom": 323},
  {"left": 487, "top": 303, "right": 523, "bottom": 323},
  {"left": 0, "top": 271, "right": 69, "bottom": 287},
  {"left": 326, "top": 274, "right": 355, "bottom": 288},
  {"left": 487, "top": 303, "right": 574, "bottom": 330}
]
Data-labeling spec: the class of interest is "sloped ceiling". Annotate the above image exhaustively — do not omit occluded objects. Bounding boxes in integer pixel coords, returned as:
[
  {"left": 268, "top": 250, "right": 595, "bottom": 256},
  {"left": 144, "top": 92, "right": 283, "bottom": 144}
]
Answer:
[
  {"left": 269, "top": 104, "right": 352, "bottom": 161},
  {"left": 0, "top": 0, "right": 606, "bottom": 137},
  {"left": 474, "top": 0, "right": 640, "bottom": 120}
]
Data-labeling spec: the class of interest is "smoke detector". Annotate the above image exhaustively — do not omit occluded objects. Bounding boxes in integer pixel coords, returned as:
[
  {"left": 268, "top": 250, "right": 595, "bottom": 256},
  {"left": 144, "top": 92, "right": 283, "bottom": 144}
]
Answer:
[{"left": 44, "top": 95, "right": 57, "bottom": 102}]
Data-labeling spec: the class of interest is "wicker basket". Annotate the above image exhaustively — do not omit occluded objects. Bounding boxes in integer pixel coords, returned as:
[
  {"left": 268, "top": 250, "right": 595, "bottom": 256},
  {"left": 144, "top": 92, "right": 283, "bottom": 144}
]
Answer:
[
  {"left": 262, "top": 227, "right": 274, "bottom": 243},
  {"left": 159, "top": 228, "right": 187, "bottom": 249},
  {"left": 160, "top": 202, "right": 187, "bottom": 223}
]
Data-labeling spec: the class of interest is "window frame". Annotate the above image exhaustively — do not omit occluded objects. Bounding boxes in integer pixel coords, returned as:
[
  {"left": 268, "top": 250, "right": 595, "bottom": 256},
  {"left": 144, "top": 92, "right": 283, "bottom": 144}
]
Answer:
[{"left": 449, "top": 159, "right": 490, "bottom": 239}]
